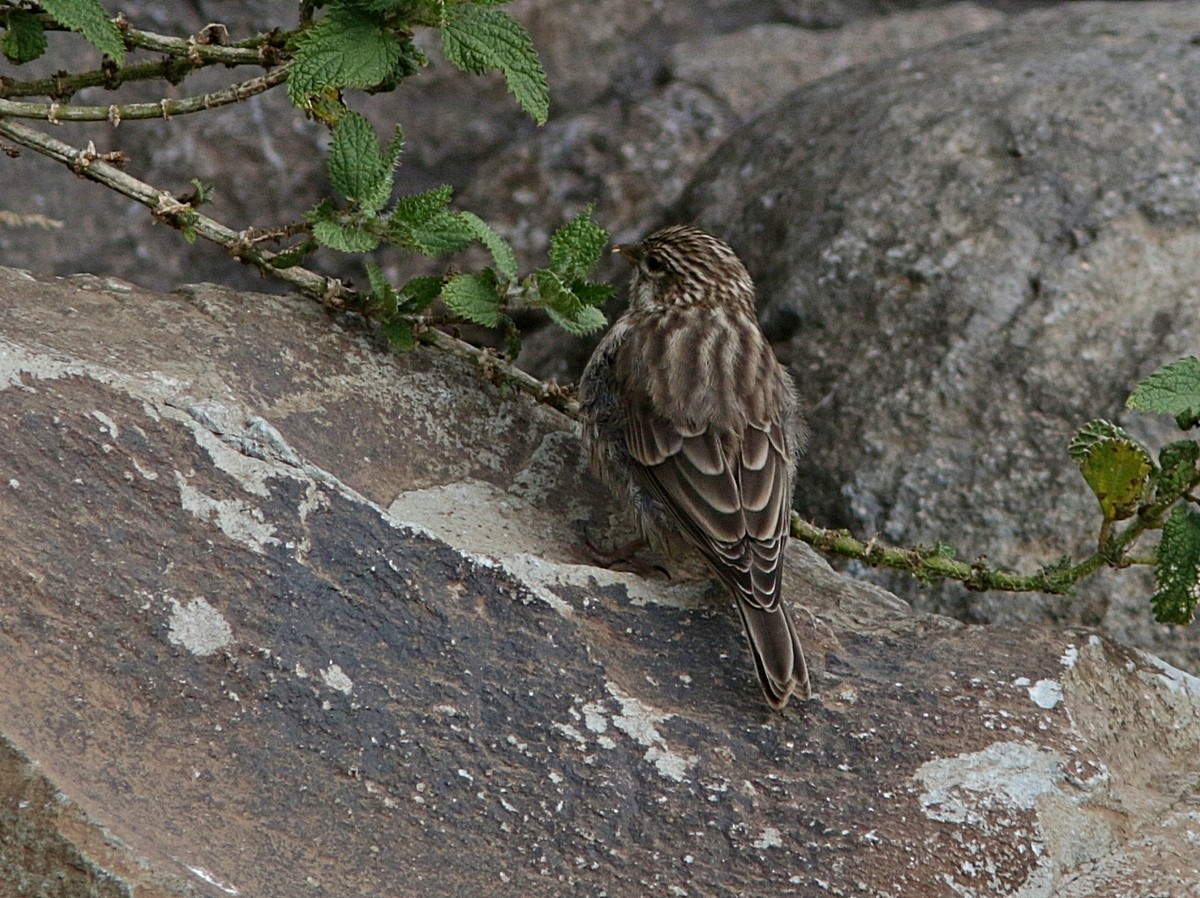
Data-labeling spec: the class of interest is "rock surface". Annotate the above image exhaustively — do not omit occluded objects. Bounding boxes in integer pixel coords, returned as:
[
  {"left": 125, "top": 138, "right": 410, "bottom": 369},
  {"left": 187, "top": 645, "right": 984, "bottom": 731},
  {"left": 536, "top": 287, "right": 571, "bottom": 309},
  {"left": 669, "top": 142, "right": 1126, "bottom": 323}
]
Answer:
[
  {"left": 2, "top": 269, "right": 1200, "bottom": 896},
  {"left": 675, "top": 1, "right": 1200, "bottom": 669}
]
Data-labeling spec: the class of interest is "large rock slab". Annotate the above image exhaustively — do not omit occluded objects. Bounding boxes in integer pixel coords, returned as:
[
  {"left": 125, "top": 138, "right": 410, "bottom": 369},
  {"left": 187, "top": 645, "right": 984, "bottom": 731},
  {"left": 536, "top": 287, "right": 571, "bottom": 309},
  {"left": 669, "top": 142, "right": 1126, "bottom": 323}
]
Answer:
[
  {"left": 676, "top": 1, "right": 1200, "bottom": 668},
  {"left": 1, "top": 268, "right": 1199, "bottom": 896}
]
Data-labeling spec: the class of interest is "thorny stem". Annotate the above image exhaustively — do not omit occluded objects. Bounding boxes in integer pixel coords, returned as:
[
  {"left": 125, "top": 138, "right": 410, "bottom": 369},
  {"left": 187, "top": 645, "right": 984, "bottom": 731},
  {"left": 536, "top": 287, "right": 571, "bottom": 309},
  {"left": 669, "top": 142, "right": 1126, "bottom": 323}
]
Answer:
[{"left": 0, "top": 68, "right": 289, "bottom": 121}]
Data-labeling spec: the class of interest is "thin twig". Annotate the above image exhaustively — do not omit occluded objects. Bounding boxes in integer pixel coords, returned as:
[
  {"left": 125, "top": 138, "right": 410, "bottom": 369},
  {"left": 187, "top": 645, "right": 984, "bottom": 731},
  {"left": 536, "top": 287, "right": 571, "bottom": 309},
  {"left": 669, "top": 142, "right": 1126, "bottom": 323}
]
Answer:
[
  {"left": 0, "top": 68, "right": 288, "bottom": 122},
  {"left": 0, "top": 116, "right": 344, "bottom": 304}
]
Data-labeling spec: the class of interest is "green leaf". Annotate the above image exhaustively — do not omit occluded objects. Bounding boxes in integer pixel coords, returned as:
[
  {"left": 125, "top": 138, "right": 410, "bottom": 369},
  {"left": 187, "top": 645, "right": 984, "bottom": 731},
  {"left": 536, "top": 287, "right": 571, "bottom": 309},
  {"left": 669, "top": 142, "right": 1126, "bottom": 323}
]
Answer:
[
  {"left": 1152, "top": 505, "right": 1200, "bottom": 624},
  {"left": 441, "top": 271, "right": 500, "bottom": 327},
  {"left": 1, "top": 10, "right": 48, "bottom": 63},
  {"left": 441, "top": 5, "right": 548, "bottom": 125},
  {"left": 381, "top": 316, "right": 416, "bottom": 350},
  {"left": 398, "top": 276, "right": 444, "bottom": 313},
  {"left": 546, "top": 303, "right": 607, "bottom": 336},
  {"left": 389, "top": 184, "right": 454, "bottom": 227},
  {"left": 288, "top": 5, "right": 406, "bottom": 105},
  {"left": 40, "top": 0, "right": 124, "bottom": 62},
  {"left": 1128, "top": 357, "right": 1200, "bottom": 430},
  {"left": 364, "top": 260, "right": 399, "bottom": 315},
  {"left": 1078, "top": 439, "right": 1153, "bottom": 522},
  {"left": 535, "top": 270, "right": 608, "bottom": 335},
  {"left": 457, "top": 211, "right": 517, "bottom": 281},
  {"left": 550, "top": 206, "right": 608, "bottom": 280},
  {"left": 312, "top": 217, "right": 380, "bottom": 252},
  {"left": 1068, "top": 419, "right": 1137, "bottom": 463},
  {"left": 328, "top": 112, "right": 401, "bottom": 212},
  {"left": 572, "top": 281, "right": 614, "bottom": 307},
  {"left": 1155, "top": 440, "right": 1200, "bottom": 502}
]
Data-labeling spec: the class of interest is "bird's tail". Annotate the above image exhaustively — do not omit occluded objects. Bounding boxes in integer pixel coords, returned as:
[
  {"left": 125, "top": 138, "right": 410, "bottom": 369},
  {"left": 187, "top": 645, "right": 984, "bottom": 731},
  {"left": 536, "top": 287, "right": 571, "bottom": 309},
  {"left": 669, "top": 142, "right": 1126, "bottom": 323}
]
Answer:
[{"left": 733, "top": 596, "right": 810, "bottom": 710}]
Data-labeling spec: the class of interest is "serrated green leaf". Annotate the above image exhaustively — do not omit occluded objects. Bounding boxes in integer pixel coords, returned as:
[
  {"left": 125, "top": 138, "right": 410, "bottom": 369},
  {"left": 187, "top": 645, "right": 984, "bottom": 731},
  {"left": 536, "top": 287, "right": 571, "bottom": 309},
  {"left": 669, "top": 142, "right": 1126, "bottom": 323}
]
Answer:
[
  {"left": 328, "top": 113, "right": 400, "bottom": 212},
  {"left": 1078, "top": 439, "right": 1152, "bottom": 521},
  {"left": 1, "top": 10, "right": 48, "bottom": 63},
  {"left": 406, "top": 211, "right": 478, "bottom": 255},
  {"left": 312, "top": 217, "right": 380, "bottom": 252},
  {"left": 441, "top": 272, "right": 500, "bottom": 327},
  {"left": 389, "top": 185, "right": 453, "bottom": 228},
  {"left": 364, "top": 260, "right": 399, "bottom": 315},
  {"left": 398, "top": 275, "right": 444, "bottom": 313},
  {"left": 441, "top": 5, "right": 548, "bottom": 124},
  {"left": 571, "top": 281, "right": 614, "bottom": 307},
  {"left": 457, "top": 211, "right": 517, "bottom": 280},
  {"left": 288, "top": 6, "right": 406, "bottom": 105},
  {"left": 534, "top": 269, "right": 578, "bottom": 314},
  {"left": 40, "top": 0, "right": 124, "bottom": 62},
  {"left": 1128, "top": 357, "right": 1200, "bottom": 430},
  {"left": 535, "top": 270, "right": 608, "bottom": 335},
  {"left": 1068, "top": 420, "right": 1137, "bottom": 464},
  {"left": 1152, "top": 505, "right": 1200, "bottom": 624},
  {"left": 1155, "top": 440, "right": 1200, "bottom": 502},
  {"left": 550, "top": 206, "right": 608, "bottom": 280},
  {"left": 381, "top": 315, "right": 416, "bottom": 350},
  {"left": 546, "top": 303, "right": 607, "bottom": 336}
]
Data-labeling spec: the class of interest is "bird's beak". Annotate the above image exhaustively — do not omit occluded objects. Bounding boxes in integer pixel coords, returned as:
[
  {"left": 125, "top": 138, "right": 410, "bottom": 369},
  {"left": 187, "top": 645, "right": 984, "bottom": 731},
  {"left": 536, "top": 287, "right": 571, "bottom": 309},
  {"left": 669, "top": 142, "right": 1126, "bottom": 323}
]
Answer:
[{"left": 613, "top": 244, "right": 638, "bottom": 265}]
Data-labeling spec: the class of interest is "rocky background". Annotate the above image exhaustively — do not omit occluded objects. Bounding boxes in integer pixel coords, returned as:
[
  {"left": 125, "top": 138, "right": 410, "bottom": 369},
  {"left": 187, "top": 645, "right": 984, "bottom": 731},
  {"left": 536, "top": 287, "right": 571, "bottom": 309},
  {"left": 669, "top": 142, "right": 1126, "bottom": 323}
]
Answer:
[{"left": 4, "top": 2, "right": 1200, "bottom": 894}]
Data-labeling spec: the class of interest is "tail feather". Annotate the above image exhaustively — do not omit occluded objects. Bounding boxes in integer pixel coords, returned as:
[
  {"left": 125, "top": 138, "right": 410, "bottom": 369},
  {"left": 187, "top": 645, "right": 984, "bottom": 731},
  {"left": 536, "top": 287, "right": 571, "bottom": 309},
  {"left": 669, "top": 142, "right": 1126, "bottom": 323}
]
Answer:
[{"left": 734, "top": 596, "right": 810, "bottom": 709}]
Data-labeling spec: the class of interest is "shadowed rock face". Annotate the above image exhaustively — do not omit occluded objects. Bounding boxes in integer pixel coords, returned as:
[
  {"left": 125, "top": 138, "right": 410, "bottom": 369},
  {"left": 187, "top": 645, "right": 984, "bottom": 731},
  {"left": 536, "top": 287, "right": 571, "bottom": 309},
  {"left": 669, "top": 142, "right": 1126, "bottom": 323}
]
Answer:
[
  {"left": 1, "top": 268, "right": 1199, "bottom": 897},
  {"left": 675, "top": 1, "right": 1200, "bottom": 667}
]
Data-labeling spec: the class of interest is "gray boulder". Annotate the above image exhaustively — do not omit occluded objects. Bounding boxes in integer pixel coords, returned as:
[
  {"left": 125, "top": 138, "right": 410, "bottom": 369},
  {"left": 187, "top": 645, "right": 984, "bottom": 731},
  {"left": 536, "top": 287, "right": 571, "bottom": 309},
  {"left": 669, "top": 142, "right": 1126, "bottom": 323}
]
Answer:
[
  {"left": 675, "top": 1, "right": 1200, "bottom": 669},
  {"left": 1, "top": 268, "right": 1199, "bottom": 896}
]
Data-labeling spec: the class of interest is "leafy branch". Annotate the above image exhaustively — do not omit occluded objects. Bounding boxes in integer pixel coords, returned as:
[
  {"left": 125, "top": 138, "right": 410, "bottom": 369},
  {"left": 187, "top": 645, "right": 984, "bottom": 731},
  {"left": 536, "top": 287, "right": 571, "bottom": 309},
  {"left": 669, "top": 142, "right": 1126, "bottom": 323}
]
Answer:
[{"left": 0, "top": 0, "right": 605, "bottom": 357}]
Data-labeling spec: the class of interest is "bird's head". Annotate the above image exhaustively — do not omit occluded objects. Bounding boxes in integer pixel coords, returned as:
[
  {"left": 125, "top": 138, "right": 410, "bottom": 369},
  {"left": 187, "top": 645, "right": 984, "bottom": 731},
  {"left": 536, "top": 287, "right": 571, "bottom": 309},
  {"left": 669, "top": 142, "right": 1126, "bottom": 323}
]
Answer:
[{"left": 615, "top": 225, "right": 755, "bottom": 313}]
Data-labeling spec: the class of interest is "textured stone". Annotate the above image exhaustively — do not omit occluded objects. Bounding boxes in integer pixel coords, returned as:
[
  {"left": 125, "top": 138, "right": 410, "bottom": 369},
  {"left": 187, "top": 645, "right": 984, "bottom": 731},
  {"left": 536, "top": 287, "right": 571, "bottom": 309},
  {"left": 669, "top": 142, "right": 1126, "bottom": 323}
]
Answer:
[{"left": 1, "top": 268, "right": 1198, "bottom": 896}]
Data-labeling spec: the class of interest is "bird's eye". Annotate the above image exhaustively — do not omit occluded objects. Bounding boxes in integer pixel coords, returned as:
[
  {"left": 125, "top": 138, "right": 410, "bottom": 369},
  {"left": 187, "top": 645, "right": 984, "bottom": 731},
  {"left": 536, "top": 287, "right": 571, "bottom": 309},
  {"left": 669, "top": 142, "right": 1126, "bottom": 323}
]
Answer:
[{"left": 643, "top": 253, "right": 665, "bottom": 276}]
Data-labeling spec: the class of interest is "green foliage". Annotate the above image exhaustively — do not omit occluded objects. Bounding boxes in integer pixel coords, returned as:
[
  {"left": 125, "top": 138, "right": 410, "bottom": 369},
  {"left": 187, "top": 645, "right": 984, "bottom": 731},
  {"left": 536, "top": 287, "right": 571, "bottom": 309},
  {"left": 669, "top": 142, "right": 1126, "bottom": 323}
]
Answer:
[
  {"left": 441, "top": 4, "right": 549, "bottom": 125},
  {"left": 1153, "top": 506, "right": 1200, "bottom": 624},
  {"left": 1068, "top": 419, "right": 1137, "bottom": 462},
  {"left": 309, "top": 199, "right": 380, "bottom": 252},
  {"left": 529, "top": 207, "right": 612, "bottom": 335},
  {"left": 441, "top": 271, "right": 500, "bottom": 327},
  {"left": 549, "top": 206, "right": 608, "bottom": 281},
  {"left": 1, "top": 10, "right": 47, "bottom": 63},
  {"left": 1128, "top": 356, "right": 1200, "bottom": 430},
  {"left": 39, "top": 0, "right": 124, "bottom": 62},
  {"left": 287, "top": 4, "right": 415, "bottom": 105},
  {"left": 1155, "top": 440, "right": 1200, "bottom": 502},
  {"left": 328, "top": 113, "right": 402, "bottom": 213},
  {"left": 1069, "top": 423, "right": 1152, "bottom": 522}
]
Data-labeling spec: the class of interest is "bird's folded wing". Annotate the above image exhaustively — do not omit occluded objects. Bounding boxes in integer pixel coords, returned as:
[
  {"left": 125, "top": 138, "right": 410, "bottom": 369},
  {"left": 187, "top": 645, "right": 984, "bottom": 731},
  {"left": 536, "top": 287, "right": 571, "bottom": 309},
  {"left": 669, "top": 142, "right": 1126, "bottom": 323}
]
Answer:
[{"left": 624, "top": 407, "right": 791, "bottom": 611}]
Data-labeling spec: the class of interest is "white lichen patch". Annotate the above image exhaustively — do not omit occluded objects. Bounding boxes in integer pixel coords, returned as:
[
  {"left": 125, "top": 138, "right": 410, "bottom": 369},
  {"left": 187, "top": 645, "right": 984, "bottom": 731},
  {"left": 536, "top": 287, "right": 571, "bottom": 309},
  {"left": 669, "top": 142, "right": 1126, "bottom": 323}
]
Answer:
[
  {"left": 167, "top": 598, "right": 233, "bottom": 656},
  {"left": 175, "top": 472, "right": 280, "bottom": 554},
  {"left": 1027, "top": 679, "right": 1063, "bottom": 710},
  {"left": 916, "top": 742, "right": 1063, "bottom": 826},
  {"left": 752, "top": 827, "right": 784, "bottom": 849},
  {"left": 91, "top": 409, "right": 119, "bottom": 439},
  {"left": 320, "top": 663, "right": 354, "bottom": 694},
  {"left": 607, "top": 685, "right": 698, "bottom": 782},
  {"left": 1140, "top": 651, "right": 1200, "bottom": 697}
]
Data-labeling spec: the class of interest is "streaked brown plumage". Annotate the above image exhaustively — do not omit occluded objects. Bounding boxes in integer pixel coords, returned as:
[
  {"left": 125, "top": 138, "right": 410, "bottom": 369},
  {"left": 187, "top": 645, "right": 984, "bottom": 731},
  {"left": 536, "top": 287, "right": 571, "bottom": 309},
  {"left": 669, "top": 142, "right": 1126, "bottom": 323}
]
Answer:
[{"left": 579, "top": 224, "right": 810, "bottom": 709}]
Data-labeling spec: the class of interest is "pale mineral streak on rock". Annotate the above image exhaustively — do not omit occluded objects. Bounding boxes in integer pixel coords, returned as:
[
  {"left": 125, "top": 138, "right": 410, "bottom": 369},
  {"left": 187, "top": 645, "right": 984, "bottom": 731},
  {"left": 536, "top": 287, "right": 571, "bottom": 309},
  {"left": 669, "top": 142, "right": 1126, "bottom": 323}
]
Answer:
[{"left": 166, "top": 597, "right": 233, "bottom": 657}]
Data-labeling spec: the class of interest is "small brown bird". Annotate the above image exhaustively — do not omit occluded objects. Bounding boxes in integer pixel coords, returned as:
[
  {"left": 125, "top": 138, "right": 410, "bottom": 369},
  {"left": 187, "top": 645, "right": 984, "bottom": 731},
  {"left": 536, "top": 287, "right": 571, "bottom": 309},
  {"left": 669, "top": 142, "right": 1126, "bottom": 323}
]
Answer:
[{"left": 579, "top": 224, "right": 810, "bottom": 709}]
